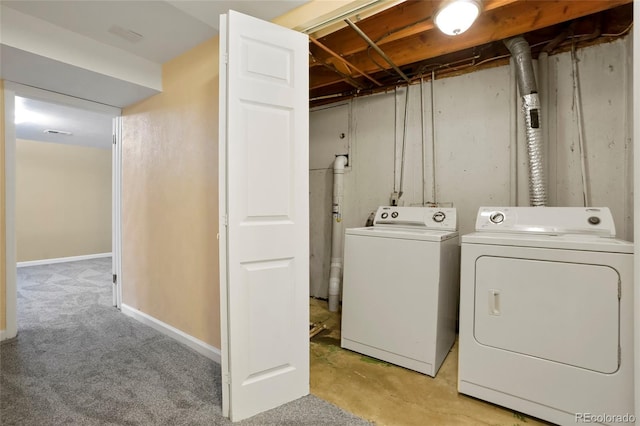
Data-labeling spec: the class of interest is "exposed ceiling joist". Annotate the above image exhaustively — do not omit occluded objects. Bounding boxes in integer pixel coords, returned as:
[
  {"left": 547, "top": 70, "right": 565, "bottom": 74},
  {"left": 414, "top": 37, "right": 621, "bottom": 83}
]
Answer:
[{"left": 309, "top": 0, "right": 633, "bottom": 99}]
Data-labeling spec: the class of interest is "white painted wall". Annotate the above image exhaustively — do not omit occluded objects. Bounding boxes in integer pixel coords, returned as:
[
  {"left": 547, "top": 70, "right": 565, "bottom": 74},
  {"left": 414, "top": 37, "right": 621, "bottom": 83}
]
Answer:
[
  {"left": 310, "top": 38, "right": 633, "bottom": 299},
  {"left": 0, "top": 6, "right": 162, "bottom": 91}
]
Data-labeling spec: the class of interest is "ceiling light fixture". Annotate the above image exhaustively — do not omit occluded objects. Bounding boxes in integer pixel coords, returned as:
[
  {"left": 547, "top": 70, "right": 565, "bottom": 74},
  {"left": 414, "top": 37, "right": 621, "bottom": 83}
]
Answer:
[
  {"left": 44, "top": 129, "right": 73, "bottom": 136},
  {"left": 434, "top": 0, "right": 482, "bottom": 36},
  {"left": 108, "top": 25, "right": 144, "bottom": 43}
]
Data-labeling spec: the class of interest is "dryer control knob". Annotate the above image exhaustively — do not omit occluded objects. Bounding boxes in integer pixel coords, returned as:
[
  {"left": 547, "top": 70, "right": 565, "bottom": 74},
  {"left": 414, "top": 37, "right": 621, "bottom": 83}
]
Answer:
[
  {"left": 391, "top": 212, "right": 399, "bottom": 218},
  {"left": 489, "top": 212, "right": 505, "bottom": 224},
  {"left": 433, "top": 211, "right": 446, "bottom": 223},
  {"left": 381, "top": 212, "right": 389, "bottom": 219},
  {"left": 588, "top": 216, "right": 601, "bottom": 225}
]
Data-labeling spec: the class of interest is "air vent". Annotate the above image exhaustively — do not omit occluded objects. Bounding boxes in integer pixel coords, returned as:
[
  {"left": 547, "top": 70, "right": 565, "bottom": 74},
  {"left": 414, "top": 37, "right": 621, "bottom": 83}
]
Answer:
[
  {"left": 44, "top": 129, "right": 72, "bottom": 136},
  {"left": 108, "top": 25, "right": 144, "bottom": 43}
]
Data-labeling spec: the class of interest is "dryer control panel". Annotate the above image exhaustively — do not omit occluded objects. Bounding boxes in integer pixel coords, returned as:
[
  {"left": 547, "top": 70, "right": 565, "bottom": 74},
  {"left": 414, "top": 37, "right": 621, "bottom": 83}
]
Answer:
[
  {"left": 374, "top": 206, "right": 457, "bottom": 231},
  {"left": 475, "top": 207, "right": 616, "bottom": 237}
]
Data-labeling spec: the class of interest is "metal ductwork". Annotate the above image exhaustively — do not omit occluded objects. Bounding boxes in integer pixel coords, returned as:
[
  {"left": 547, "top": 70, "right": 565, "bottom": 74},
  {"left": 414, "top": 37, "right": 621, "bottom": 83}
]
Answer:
[{"left": 504, "top": 36, "right": 547, "bottom": 207}]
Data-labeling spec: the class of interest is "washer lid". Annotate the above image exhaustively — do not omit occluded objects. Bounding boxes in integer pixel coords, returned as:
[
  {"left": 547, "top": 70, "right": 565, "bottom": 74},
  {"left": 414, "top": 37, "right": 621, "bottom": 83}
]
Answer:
[
  {"left": 347, "top": 226, "right": 458, "bottom": 242},
  {"left": 462, "top": 231, "right": 633, "bottom": 253}
]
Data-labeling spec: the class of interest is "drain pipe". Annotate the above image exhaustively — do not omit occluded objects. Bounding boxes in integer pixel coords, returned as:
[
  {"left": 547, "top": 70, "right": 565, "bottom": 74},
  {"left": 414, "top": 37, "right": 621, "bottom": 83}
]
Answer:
[
  {"left": 328, "top": 155, "right": 348, "bottom": 312},
  {"left": 504, "top": 36, "right": 547, "bottom": 207}
]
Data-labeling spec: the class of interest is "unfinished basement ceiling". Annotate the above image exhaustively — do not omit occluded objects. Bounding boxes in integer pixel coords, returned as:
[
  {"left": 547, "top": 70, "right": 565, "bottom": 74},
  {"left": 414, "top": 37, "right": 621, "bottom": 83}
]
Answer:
[{"left": 309, "top": 0, "right": 633, "bottom": 108}]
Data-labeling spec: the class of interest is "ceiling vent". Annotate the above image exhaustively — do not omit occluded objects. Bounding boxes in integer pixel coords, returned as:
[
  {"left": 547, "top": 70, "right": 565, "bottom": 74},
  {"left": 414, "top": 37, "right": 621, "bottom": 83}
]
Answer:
[
  {"left": 44, "top": 129, "right": 73, "bottom": 136},
  {"left": 108, "top": 25, "right": 144, "bottom": 43}
]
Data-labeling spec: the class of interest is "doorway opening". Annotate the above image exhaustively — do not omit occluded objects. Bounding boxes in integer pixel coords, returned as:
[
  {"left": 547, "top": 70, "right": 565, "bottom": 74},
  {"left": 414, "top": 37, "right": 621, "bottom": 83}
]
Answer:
[{"left": 3, "top": 83, "right": 121, "bottom": 340}]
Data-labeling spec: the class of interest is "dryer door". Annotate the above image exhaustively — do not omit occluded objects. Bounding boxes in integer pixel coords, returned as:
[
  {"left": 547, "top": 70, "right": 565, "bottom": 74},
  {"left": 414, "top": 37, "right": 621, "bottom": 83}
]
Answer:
[{"left": 474, "top": 256, "right": 619, "bottom": 373}]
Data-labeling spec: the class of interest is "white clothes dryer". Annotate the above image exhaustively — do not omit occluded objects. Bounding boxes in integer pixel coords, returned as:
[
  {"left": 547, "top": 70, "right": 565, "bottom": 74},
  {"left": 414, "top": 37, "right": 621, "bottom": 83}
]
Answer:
[
  {"left": 458, "top": 207, "right": 634, "bottom": 426},
  {"left": 341, "top": 206, "right": 460, "bottom": 377}
]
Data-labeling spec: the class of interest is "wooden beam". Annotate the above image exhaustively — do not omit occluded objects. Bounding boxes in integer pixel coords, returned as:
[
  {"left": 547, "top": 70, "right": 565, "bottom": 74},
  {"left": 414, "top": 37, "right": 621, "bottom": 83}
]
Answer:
[
  {"left": 376, "top": 0, "right": 519, "bottom": 45},
  {"left": 311, "top": 0, "right": 631, "bottom": 90},
  {"left": 310, "top": 0, "right": 519, "bottom": 63},
  {"left": 312, "top": 0, "right": 436, "bottom": 62},
  {"left": 309, "top": 36, "right": 382, "bottom": 86}
]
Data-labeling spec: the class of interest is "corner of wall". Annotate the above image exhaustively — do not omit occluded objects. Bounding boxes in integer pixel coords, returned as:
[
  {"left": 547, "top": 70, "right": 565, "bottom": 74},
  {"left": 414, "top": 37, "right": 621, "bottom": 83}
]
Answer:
[
  {"left": 1, "top": 79, "right": 6, "bottom": 332},
  {"left": 121, "top": 37, "right": 221, "bottom": 349}
]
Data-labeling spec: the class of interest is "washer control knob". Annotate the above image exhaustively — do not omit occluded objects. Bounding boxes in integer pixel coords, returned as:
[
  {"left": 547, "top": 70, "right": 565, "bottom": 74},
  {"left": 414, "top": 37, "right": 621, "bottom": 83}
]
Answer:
[
  {"left": 433, "top": 211, "right": 446, "bottom": 223},
  {"left": 588, "top": 216, "right": 601, "bottom": 225},
  {"left": 489, "top": 212, "right": 505, "bottom": 224},
  {"left": 381, "top": 212, "right": 389, "bottom": 219},
  {"left": 391, "top": 212, "right": 399, "bottom": 218}
]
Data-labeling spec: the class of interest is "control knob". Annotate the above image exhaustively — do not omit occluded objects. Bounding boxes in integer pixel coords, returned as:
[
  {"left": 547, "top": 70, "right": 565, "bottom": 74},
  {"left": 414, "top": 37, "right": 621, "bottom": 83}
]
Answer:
[
  {"left": 489, "top": 211, "right": 505, "bottom": 224},
  {"left": 433, "top": 211, "right": 446, "bottom": 223}
]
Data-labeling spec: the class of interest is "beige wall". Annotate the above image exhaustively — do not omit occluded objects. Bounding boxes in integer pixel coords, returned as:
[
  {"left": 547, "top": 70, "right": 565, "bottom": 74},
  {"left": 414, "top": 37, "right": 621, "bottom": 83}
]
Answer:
[
  {"left": 1, "top": 80, "right": 6, "bottom": 331},
  {"left": 16, "top": 139, "right": 111, "bottom": 262},
  {"left": 119, "top": 1, "right": 367, "bottom": 349},
  {"left": 1, "top": 1, "right": 363, "bottom": 339},
  {"left": 122, "top": 37, "right": 220, "bottom": 347}
]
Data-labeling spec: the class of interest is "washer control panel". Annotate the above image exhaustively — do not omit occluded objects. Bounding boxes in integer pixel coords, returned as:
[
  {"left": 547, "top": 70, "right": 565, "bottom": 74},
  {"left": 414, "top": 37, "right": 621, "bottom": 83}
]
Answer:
[
  {"left": 475, "top": 206, "right": 616, "bottom": 237},
  {"left": 374, "top": 206, "right": 457, "bottom": 230}
]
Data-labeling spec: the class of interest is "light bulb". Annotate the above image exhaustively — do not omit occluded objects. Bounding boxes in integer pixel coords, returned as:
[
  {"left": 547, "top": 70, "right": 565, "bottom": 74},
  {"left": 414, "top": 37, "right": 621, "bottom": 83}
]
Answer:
[{"left": 434, "top": 0, "right": 481, "bottom": 36}]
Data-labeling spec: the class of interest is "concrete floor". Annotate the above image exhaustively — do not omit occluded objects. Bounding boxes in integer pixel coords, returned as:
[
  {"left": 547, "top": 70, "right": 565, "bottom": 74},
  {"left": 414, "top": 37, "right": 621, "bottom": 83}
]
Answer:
[{"left": 309, "top": 298, "right": 552, "bottom": 426}]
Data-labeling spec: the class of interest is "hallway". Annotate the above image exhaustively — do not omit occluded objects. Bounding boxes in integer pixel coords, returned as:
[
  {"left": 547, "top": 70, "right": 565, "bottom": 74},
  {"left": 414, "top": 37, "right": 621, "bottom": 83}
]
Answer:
[{"left": 0, "top": 259, "right": 367, "bottom": 425}]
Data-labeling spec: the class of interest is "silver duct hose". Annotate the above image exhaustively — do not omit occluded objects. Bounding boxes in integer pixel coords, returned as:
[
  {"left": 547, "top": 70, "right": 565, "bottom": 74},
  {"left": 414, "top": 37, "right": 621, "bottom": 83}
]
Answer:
[
  {"left": 504, "top": 36, "right": 547, "bottom": 207},
  {"left": 522, "top": 94, "right": 547, "bottom": 206}
]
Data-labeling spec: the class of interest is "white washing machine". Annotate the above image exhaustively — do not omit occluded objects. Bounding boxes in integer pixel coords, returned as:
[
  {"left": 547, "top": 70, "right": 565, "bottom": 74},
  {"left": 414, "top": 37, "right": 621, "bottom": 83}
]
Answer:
[
  {"left": 341, "top": 206, "right": 459, "bottom": 377},
  {"left": 458, "top": 207, "right": 634, "bottom": 426}
]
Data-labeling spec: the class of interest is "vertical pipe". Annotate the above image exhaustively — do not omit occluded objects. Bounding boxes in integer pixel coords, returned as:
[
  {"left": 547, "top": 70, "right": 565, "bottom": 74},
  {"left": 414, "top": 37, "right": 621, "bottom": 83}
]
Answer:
[
  {"left": 538, "top": 51, "right": 551, "bottom": 206},
  {"left": 328, "top": 155, "right": 348, "bottom": 312},
  {"left": 430, "top": 71, "right": 437, "bottom": 204},
  {"left": 393, "top": 88, "right": 398, "bottom": 194},
  {"left": 398, "top": 86, "right": 409, "bottom": 199},
  {"left": 420, "top": 78, "right": 426, "bottom": 206},
  {"left": 571, "top": 43, "right": 590, "bottom": 207},
  {"left": 508, "top": 57, "right": 518, "bottom": 206}
]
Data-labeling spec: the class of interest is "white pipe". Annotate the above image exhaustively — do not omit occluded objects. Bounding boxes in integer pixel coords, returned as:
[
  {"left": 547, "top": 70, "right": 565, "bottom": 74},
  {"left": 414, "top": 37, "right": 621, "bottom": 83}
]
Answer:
[
  {"left": 508, "top": 57, "right": 518, "bottom": 206},
  {"left": 430, "top": 70, "right": 437, "bottom": 204},
  {"left": 328, "top": 155, "right": 348, "bottom": 312},
  {"left": 398, "top": 86, "right": 410, "bottom": 199},
  {"left": 571, "top": 43, "right": 590, "bottom": 207},
  {"left": 538, "top": 51, "right": 551, "bottom": 206},
  {"left": 420, "top": 78, "right": 426, "bottom": 206}
]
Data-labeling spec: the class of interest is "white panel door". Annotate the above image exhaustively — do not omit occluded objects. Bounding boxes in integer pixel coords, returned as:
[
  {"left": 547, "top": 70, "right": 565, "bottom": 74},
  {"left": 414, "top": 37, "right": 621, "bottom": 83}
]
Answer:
[{"left": 219, "top": 10, "right": 309, "bottom": 422}]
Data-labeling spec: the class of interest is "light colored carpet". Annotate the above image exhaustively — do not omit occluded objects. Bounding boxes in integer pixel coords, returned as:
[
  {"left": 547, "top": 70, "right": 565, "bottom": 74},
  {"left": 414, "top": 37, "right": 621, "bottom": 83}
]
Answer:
[{"left": 1, "top": 258, "right": 370, "bottom": 425}]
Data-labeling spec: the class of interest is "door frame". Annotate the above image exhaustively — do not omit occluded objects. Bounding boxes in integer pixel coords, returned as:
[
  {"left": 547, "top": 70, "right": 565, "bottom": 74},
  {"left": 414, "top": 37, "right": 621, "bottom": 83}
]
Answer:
[
  {"left": 3, "top": 88, "right": 17, "bottom": 340},
  {"left": 112, "top": 116, "right": 123, "bottom": 308},
  {"left": 3, "top": 82, "right": 122, "bottom": 340}
]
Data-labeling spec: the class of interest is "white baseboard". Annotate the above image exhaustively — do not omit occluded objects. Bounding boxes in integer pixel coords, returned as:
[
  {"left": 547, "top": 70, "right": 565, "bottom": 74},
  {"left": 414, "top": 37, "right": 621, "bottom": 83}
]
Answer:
[
  {"left": 0, "top": 329, "right": 17, "bottom": 342},
  {"left": 17, "top": 253, "right": 112, "bottom": 268},
  {"left": 121, "top": 304, "right": 221, "bottom": 364}
]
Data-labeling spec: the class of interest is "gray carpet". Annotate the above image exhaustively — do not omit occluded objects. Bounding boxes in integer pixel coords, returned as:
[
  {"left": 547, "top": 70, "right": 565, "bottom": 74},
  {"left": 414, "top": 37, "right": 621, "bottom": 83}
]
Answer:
[{"left": 1, "top": 258, "right": 370, "bottom": 425}]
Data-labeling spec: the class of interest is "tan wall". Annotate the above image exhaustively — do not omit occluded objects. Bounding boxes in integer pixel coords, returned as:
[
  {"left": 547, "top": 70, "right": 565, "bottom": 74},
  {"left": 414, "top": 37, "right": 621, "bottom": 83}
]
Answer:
[
  {"left": 121, "top": 37, "right": 220, "bottom": 347},
  {"left": 1, "top": 81, "right": 6, "bottom": 331},
  {"left": 119, "top": 1, "right": 365, "bottom": 349},
  {"left": 1, "top": 1, "right": 360, "bottom": 337},
  {"left": 16, "top": 139, "right": 111, "bottom": 262}
]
